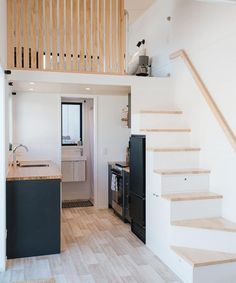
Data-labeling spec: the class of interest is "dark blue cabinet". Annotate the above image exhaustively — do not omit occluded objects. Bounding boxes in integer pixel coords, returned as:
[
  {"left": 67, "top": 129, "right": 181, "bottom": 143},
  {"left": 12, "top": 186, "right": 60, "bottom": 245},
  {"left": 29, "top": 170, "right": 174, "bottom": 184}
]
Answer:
[{"left": 7, "top": 179, "right": 61, "bottom": 259}]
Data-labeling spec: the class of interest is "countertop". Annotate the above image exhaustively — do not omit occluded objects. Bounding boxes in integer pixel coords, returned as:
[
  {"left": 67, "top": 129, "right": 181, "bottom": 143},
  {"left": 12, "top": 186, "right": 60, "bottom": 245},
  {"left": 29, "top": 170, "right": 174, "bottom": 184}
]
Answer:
[
  {"left": 108, "top": 161, "right": 130, "bottom": 173},
  {"left": 62, "top": 156, "right": 86, "bottom": 161},
  {"left": 7, "top": 160, "right": 62, "bottom": 181},
  {"left": 123, "top": 167, "right": 130, "bottom": 173}
]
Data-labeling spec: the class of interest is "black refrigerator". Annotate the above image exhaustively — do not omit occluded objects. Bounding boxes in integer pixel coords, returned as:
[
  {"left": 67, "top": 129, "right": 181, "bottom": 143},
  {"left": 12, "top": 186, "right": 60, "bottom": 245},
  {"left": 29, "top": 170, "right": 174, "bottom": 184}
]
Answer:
[{"left": 129, "top": 135, "right": 146, "bottom": 243}]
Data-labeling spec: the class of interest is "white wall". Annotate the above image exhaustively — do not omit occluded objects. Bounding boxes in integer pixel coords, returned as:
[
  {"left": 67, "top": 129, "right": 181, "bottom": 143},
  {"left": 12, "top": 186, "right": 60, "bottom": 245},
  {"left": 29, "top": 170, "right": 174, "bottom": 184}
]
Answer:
[
  {"left": 12, "top": 92, "right": 130, "bottom": 208},
  {"left": 129, "top": 0, "right": 236, "bottom": 222},
  {"left": 12, "top": 92, "right": 61, "bottom": 164},
  {"left": 61, "top": 98, "right": 94, "bottom": 201},
  {"left": 0, "top": 0, "right": 6, "bottom": 68},
  {"left": 0, "top": 67, "right": 6, "bottom": 272}
]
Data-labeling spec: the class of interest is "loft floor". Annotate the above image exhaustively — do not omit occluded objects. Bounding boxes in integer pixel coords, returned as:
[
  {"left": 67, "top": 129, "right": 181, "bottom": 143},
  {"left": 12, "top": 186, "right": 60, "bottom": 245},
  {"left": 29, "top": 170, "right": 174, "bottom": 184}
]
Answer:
[{"left": 1, "top": 207, "right": 181, "bottom": 283}]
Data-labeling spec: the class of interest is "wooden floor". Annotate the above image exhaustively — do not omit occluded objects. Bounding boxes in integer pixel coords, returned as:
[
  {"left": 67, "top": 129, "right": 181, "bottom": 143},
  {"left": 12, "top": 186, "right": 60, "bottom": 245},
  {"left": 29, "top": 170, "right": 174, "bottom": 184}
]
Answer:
[{"left": 1, "top": 207, "right": 181, "bottom": 283}]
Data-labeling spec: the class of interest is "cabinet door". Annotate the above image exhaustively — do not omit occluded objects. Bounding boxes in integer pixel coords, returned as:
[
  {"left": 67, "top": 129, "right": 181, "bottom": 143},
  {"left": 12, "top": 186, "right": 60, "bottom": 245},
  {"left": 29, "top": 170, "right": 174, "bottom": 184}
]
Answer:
[
  {"left": 74, "top": 161, "right": 86, "bottom": 182},
  {"left": 62, "top": 161, "right": 74, "bottom": 182}
]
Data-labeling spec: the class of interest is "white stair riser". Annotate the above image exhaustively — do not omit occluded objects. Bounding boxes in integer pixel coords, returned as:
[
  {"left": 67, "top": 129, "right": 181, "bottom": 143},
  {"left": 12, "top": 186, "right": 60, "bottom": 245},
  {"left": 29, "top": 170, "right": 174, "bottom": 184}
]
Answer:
[
  {"left": 194, "top": 262, "right": 236, "bottom": 283},
  {"left": 146, "top": 132, "right": 191, "bottom": 147},
  {"left": 170, "top": 199, "right": 222, "bottom": 221},
  {"left": 171, "top": 226, "right": 236, "bottom": 253},
  {"left": 140, "top": 114, "right": 187, "bottom": 129},
  {"left": 153, "top": 151, "right": 200, "bottom": 170},
  {"left": 162, "top": 174, "right": 210, "bottom": 194}
]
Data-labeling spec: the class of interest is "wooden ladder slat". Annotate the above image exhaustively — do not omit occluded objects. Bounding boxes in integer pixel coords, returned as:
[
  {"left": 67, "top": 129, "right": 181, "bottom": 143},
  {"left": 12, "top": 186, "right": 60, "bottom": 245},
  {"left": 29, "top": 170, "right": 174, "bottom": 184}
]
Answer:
[
  {"left": 79, "top": 0, "right": 85, "bottom": 71},
  {"left": 73, "top": 0, "right": 78, "bottom": 71},
  {"left": 7, "top": 0, "right": 14, "bottom": 68}
]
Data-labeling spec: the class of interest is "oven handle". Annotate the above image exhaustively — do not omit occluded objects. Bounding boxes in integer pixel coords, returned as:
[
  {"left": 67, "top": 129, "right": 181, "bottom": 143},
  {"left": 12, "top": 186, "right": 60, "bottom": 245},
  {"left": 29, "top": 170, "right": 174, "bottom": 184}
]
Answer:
[{"left": 111, "top": 169, "right": 123, "bottom": 177}]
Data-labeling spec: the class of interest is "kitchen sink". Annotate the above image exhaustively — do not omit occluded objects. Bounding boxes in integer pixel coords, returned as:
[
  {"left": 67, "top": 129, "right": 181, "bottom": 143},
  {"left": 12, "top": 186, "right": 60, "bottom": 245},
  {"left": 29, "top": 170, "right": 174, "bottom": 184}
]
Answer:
[{"left": 18, "top": 164, "right": 50, "bottom": 168}]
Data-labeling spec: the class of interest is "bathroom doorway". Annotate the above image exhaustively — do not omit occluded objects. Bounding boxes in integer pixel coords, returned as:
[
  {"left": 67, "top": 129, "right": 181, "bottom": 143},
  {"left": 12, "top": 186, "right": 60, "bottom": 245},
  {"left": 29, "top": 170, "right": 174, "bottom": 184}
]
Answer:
[{"left": 60, "top": 97, "right": 95, "bottom": 208}]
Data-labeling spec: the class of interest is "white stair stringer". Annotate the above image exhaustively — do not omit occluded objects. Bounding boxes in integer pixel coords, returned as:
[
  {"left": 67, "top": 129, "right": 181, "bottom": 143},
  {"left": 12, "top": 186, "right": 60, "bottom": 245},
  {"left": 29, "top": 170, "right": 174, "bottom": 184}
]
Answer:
[
  {"left": 145, "top": 131, "right": 192, "bottom": 148},
  {"left": 156, "top": 170, "right": 210, "bottom": 194},
  {"left": 141, "top": 104, "right": 236, "bottom": 282},
  {"left": 172, "top": 246, "right": 236, "bottom": 283},
  {"left": 151, "top": 149, "right": 200, "bottom": 170},
  {"left": 139, "top": 111, "right": 187, "bottom": 129},
  {"left": 170, "top": 219, "right": 236, "bottom": 254},
  {"left": 169, "top": 198, "right": 222, "bottom": 221}
]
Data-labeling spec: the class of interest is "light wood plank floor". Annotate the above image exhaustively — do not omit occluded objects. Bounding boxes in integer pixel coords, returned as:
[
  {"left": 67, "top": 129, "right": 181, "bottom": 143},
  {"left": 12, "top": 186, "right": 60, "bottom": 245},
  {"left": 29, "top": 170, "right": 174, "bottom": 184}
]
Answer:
[{"left": 1, "top": 207, "right": 182, "bottom": 283}]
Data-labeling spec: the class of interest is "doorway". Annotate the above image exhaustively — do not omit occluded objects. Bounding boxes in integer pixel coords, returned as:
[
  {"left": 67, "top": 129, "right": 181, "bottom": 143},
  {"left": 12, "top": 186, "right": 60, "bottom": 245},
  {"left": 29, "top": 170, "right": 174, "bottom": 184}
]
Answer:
[
  {"left": 0, "top": 66, "right": 6, "bottom": 271},
  {"left": 60, "top": 97, "right": 96, "bottom": 208}
]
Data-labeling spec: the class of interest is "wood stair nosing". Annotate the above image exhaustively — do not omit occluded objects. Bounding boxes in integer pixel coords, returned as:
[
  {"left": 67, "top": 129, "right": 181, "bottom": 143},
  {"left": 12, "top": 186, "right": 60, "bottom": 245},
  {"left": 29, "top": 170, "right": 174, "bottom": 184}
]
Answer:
[
  {"left": 162, "top": 192, "right": 223, "bottom": 202},
  {"left": 147, "top": 147, "right": 201, "bottom": 152},
  {"left": 140, "top": 128, "right": 191, "bottom": 133},
  {"left": 171, "top": 246, "right": 236, "bottom": 267},
  {"left": 154, "top": 169, "right": 211, "bottom": 175},
  {"left": 171, "top": 217, "right": 236, "bottom": 232},
  {"left": 139, "top": 110, "right": 183, "bottom": 115}
]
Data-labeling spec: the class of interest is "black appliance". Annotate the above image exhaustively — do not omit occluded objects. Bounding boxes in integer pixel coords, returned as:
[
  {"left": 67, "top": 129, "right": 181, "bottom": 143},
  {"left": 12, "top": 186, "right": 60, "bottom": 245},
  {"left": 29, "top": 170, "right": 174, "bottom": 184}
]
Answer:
[{"left": 129, "top": 135, "right": 146, "bottom": 243}]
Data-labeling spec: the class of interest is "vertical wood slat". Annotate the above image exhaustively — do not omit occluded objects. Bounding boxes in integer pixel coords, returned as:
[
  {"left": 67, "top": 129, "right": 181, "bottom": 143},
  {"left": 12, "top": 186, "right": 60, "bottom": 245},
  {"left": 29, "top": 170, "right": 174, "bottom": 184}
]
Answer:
[
  {"left": 80, "top": 0, "right": 85, "bottom": 71},
  {"left": 7, "top": 0, "right": 14, "bottom": 68},
  {"left": 7, "top": 0, "right": 125, "bottom": 74},
  {"left": 73, "top": 0, "right": 78, "bottom": 71},
  {"left": 16, "top": 0, "right": 21, "bottom": 68},
  {"left": 38, "top": 0, "right": 43, "bottom": 69},
  {"left": 92, "top": 0, "right": 98, "bottom": 72},
  {"left": 23, "top": 0, "right": 29, "bottom": 69},
  {"left": 52, "top": 0, "right": 58, "bottom": 70},
  {"left": 119, "top": 0, "right": 125, "bottom": 74},
  {"left": 111, "top": 0, "right": 117, "bottom": 72},
  {"left": 30, "top": 0, "right": 37, "bottom": 69},
  {"left": 105, "top": 0, "right": 110, "bottom": 72},
  {"left": 66, "top": 0, "right": 71, "bottom": 71},
  {"left": 86, "top": 0, "right": 91, "bottom": 71},
  {"left": 99, "top": 0, "right": 104, "bottom": 72},
  {"left": 59, "top": 0, "right": 64, "bottom": 70},
  {"left": 45, "top": 0, "right": 51, "bottom": 69}
]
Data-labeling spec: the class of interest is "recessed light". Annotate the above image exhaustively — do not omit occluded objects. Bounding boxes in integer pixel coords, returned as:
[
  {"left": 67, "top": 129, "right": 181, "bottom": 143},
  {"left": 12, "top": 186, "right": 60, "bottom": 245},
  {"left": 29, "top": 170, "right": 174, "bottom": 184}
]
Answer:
[
  {"left": 29, "top": 88, "right": 34, "bottom": 91},
  {"left": 85, "top": 87, "right": 91, "bottom": 91},
  {"left": 29, "top": 82, "right": 35, "bottom": 85}
]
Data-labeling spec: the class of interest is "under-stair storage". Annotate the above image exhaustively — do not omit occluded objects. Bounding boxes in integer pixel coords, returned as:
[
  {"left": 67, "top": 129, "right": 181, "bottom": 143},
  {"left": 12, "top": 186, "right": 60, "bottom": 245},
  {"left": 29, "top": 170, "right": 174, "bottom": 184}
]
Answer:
[{"left": 137, "top": 103, "right": 236, "bottom": 283}]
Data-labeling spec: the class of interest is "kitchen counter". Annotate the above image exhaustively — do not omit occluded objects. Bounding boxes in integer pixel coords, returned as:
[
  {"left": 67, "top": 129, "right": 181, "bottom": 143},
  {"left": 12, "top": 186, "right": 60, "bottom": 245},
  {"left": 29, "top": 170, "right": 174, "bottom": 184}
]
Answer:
[
  {"left": 7, "top": 160, "right": 61, "bottom": 259},
  {"left": 7, "top": 160, "right": 62, "bottom": 181},
  {"left": 123, "top": 167, "right": 130, "bottom": 173}
]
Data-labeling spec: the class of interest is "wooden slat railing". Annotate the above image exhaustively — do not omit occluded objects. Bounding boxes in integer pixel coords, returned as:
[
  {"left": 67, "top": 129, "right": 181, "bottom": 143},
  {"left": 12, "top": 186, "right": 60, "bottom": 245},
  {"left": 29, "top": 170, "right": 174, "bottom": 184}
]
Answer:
[
  {"left": 170, "top": 49, "right": 236, "bottom": 151},
  {"left": 7, "top": 0, "right": 126, "bottom": 74}
]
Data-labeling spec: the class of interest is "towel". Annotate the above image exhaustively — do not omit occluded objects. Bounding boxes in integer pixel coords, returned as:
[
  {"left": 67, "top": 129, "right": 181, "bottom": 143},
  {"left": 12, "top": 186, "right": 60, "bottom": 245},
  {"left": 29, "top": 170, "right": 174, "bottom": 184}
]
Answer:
[{"left": 111, "top": 173, "right": 118, "bottom": 191}]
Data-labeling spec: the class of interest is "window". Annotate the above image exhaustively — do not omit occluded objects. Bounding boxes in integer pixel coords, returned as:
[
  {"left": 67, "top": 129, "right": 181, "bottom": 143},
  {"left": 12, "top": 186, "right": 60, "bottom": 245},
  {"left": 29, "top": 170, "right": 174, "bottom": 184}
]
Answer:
[{"left": 61, "top": 102, "right": 82, "bottom": 146}]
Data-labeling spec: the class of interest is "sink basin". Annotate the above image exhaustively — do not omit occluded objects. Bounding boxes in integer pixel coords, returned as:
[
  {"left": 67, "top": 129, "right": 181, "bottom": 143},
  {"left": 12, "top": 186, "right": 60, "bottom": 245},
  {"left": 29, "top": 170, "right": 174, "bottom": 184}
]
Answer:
[{"left": 18, "top": 164, "right": 49, "bottom": 168}]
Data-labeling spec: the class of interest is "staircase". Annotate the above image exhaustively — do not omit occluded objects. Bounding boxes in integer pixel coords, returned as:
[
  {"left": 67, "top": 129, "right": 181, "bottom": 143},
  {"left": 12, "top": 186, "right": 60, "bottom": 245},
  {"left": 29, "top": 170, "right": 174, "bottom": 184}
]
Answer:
[{"left": 138, "top": 109, "right": 236, "bottom": 283}]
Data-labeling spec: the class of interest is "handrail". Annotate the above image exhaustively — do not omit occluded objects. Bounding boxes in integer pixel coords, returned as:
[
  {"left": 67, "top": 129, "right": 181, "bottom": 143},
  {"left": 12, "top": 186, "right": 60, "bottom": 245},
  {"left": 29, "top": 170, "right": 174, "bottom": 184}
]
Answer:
[{"left": 170, "top": 49, "right": 236, "bottom": 151}]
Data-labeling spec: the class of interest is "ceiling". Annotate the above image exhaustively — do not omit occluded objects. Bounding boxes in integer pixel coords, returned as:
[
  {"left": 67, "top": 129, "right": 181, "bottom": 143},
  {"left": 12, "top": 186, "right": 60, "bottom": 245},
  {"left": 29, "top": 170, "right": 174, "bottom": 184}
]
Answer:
[
  {"left": 11, "top": 81, "right": 131, "bottom": 96},
  {"left": 125, "top": 0, "right": 155, "bottom": 24}
]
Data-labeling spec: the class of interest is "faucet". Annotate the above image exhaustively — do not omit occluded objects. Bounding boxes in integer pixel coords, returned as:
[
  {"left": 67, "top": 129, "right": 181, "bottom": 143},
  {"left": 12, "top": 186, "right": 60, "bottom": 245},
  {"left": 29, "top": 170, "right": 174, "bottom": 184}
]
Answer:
[{"left": 13, "top": 144, "right": 29, "bottom": 166}]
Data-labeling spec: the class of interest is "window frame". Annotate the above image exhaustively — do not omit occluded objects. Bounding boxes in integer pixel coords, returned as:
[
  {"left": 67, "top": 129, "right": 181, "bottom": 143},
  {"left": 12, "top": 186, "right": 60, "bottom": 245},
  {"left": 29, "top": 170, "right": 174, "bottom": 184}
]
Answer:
[{"left": 61, "top": 102, "right": 83, "bottom": 146}]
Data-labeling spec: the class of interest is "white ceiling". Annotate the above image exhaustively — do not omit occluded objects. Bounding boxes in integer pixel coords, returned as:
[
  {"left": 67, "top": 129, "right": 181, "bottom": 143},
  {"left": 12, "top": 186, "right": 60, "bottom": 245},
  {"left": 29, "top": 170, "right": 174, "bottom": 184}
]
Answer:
[
  {"left": 125, "top": 0, "right": 155, "bottom": 24},
  {"left": 11, "top": 81, "right": 131, "bottom": 96}
]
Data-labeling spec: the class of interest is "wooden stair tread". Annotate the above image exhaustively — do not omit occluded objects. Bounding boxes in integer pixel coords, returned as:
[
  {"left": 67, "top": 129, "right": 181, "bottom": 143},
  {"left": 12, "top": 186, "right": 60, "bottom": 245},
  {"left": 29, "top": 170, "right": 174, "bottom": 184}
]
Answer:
[
  {"left": 154, "top": 168, "right": 211, "bottom": 175},
  {"left": 140, "top": 110, "right": 183, "bottom": 114},
  {"left": 162, "top": 192, "right": 222, "bottom": 201},
  {"left": 147, "top": 147, "right": 201, "bottom": 152},
  {"left": 172, "top": 217, "right": 236, "bottom": 232},
  {"left": 171, "top": 246, "right": 236, "bottom": 267},
  {"left": 140, "top": 128, "right": 191, "bottom": 133}
]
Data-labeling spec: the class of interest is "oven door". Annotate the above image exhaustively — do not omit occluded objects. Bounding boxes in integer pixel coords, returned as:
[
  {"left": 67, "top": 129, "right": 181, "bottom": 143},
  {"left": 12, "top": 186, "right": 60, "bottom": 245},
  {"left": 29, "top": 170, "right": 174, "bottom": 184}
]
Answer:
[{"left": 111, "top": 169, "right": 123, "bottom": 216}]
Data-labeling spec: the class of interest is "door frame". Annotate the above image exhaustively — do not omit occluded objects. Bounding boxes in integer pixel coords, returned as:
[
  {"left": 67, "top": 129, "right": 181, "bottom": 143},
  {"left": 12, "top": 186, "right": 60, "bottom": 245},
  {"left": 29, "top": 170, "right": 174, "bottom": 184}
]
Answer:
[
  {"left": 59, "top": 94, "right": 98, "bottom": 207},
  {"left": 0, "top": 65, "right": 6, "bottom": 272}
]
